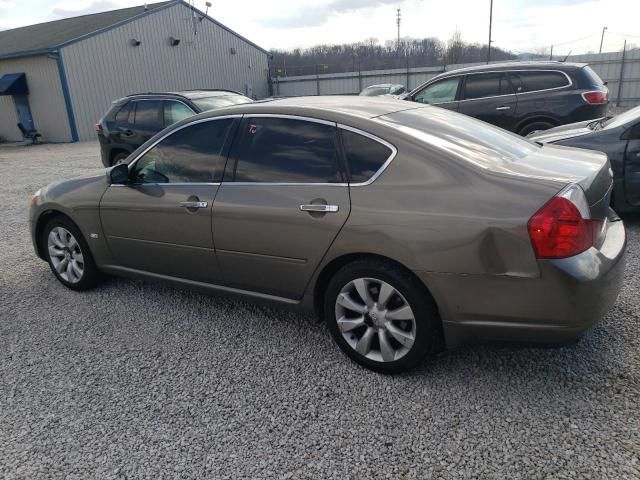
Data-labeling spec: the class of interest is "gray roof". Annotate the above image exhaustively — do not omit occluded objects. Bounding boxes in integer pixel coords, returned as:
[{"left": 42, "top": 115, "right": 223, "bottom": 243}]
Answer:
[
  {"left": 0, "top": 2, "right": 171, "bottom": 58},
  {"left": 0, "top": 0, "right": 266, "bottom": 59}
]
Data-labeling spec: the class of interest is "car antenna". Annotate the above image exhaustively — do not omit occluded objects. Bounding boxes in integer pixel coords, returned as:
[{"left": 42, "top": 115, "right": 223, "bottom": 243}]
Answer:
[{"left": 561, "top": 50, "right": 572, "bottom": 62}]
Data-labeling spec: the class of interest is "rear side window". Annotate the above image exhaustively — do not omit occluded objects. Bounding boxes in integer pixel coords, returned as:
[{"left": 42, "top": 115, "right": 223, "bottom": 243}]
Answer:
[
  {"left": 131, "top": 119, "right": 234, "bottom": 184},
  {"left": 582, "top": 66, "right": 605, "bottom": 88},
  {"left": 114, "top": 102, "right": 131, "bottom": 123},
  {"left": 229, "top": 117, "right": 342, "bottom": 183},
  {"left": 509, "top": 71, "right": 570, "bottom": 93},
  {"left": 341, "top": 129, "right": 392, "bottom": 183},
  {"left": 463, "top": 73, "right": 513, "bottom": 100},
  {"left": 133, "top": 100, "right": 162, "bottom": 129}
]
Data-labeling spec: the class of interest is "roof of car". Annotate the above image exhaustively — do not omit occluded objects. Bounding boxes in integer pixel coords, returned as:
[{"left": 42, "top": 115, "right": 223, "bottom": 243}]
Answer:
[
  {"left": 197, "top": 95, "right": 421, "bottom": 122},
  {"left": 437, "top": 61, "right": 587, "bottom": 76},
  {"left": 365, "top": 84, "right": 403, "bottom": 88}
]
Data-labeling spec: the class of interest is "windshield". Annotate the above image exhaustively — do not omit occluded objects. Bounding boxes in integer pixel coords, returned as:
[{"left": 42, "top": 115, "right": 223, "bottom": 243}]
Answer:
[
  {"left": 360, "top": 86, "right": 391, "bottom": 96},
  {"left": 603, "top": 105, "right": 640, "bottom": 129},
  {"left": 191, "top": 94, "right": 252, "bottom": 111}
]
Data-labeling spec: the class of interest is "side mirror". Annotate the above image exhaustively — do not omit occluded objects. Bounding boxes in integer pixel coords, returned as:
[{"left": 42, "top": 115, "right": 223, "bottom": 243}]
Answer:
[{"left": 109, "top": 163, "right": 130, "bottom": 185}]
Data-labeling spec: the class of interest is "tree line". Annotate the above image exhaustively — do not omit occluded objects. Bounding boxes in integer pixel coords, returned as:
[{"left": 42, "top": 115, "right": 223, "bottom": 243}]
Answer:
[{"left": 270, "top": 32, "right": 517, "bottom": 77}]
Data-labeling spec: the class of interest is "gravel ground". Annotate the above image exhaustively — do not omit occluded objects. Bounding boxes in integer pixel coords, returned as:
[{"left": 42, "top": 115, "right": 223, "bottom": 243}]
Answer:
[{"left": 1, "top": 142, "right": 639, "bottom": 479}]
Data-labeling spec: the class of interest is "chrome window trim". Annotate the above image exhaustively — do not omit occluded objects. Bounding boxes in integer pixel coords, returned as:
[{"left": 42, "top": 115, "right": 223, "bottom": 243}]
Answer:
[
  {"left": 127, "top": 114, "right": 243, "bottom": 172},
  {"left": 338, "top": 124, "right": 398, "bottom": 187},
  {"left": 415, "top": 69, "right": 573, "bottom": 104},
  {"left": 110, "top": 182, "right": 221, "bottom": 188},
  {"left": 243, "top": 113, "right": 337, "bottom": 127}
]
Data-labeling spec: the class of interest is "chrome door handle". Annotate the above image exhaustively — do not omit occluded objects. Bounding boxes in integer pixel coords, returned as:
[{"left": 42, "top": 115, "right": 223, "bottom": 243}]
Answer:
[
  {"left": 495, "top": 106, "right": 511, "bottom": 111},
  {"left": 300, "top": 204, "right": 339, "bottom": 213},
  {"left": 180, "top": 201, "right": 208, "bottom": 209}
]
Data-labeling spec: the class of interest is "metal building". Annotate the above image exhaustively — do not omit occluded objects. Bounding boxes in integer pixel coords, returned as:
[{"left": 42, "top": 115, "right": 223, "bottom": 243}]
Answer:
[{"left": 0, "top": 1, "right": 269, "bottom": 142}]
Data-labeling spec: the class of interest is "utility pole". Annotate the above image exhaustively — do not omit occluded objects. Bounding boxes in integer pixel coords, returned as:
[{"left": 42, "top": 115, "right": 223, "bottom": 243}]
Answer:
[
  {"left": 599, "top": 26, "right": 607, "bottom": 54},
  {"left": 550, "top": 45, "right": 553, "bottom": 60},
  {"left": 396, "top": 9, "right": 401, "bottom": 51},
  {"left": 486, "top": 0, "right": 493, "bottom": 64}
]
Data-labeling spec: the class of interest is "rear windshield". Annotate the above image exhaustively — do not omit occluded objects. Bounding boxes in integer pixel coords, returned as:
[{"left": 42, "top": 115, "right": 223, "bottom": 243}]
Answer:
[
  {"left": 380, "top": 106, "right": 539, "bottom": 164},
  {"left": 191, "top": 94, "right": 252, "bottom": 111},
  {"left": 582, "top": 66, "right": 605, "bottom": 88}
]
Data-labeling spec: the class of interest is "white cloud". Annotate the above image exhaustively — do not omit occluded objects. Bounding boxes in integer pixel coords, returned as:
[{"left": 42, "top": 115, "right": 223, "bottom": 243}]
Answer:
[{"left": 0, "top": 0, "right": 15, "bottom": 8}]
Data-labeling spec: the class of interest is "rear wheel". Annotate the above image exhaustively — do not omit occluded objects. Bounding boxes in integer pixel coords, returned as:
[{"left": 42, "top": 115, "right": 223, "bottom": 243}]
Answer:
[
  {"left": 42, "top": 216, "right": 103, "bottom": 290},
  {"left": 518, "top": 121, "right": 555, "bottom": 136},
  {"left": 324, "top": 260, "right": 441, "bottom": 373}
]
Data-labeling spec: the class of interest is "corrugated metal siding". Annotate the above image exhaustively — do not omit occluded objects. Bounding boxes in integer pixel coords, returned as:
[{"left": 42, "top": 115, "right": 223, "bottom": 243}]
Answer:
[
  {"left": 62, "top": 3, "right": 269, "bottom": 141},
  {"left": 0, "top": 55, "right": 71, "bottom": 142},
  {"left": 273, "top": 51, "right": 640, "bottom": 109}
]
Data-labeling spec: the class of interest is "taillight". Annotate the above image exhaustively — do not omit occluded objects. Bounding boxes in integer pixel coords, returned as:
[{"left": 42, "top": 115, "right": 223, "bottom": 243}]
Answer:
[
  {"left": 581, "top": 90, "right": 608, "bottom": 105},
  {"left": 527, "top": 184, "right": 601, "bottom": 259},
  {"left": 95, "top": 122, "right": 103, "bottom": 134}
]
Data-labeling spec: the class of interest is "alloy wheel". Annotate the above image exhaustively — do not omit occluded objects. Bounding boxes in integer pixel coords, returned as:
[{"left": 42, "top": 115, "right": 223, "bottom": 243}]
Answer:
[
  {"left": 334, "top": 277, "right": 416, "bottom": 363},
  {"left": 47, "top": 226, "right": 85, "bottom": 283}
]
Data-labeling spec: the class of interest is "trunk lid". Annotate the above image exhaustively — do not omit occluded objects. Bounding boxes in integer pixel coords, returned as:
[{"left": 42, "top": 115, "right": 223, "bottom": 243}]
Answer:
[
  {"left": 527, "top": 118, "right": 602, "bottom": 144},
  {"left": 501, "top": 143, "right": 612, "bottom": 219}
]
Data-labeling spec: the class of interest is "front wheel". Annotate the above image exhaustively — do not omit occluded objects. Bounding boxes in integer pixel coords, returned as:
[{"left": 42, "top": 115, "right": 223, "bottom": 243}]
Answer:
[
  {"left": 42, "top": 216, "right": 103, "bottom": 290},
  {"left": 324, "top": 260, "right": 441, "bottom": 373}
]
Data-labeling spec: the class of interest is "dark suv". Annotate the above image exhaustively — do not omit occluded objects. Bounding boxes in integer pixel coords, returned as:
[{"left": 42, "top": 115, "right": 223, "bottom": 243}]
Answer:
[
  {"left": 403, "top": 62, "right": 609, "bottom": 135},
  {"left": 96, "top": 90, "right": 252, "bottom": 166}
]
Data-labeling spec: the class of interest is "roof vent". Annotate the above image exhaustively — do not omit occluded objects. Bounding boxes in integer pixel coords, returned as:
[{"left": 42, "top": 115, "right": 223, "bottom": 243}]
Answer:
[
  {"left": 129, "top": 38, "right": 141, "bottom": 47},
  {"left": 230, "top": 47, "right": 237, "bottom": 55},
  {"left": 169, "top": 37, "right": 180, "bottom": 47}
]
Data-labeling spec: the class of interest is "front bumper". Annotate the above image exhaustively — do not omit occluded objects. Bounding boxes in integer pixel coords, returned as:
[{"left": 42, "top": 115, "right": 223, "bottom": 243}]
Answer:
[{"left": 416, "top": 218, "right": 626, "bottom": 349}]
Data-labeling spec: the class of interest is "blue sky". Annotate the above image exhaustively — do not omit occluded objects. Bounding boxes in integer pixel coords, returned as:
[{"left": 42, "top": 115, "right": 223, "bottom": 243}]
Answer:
[{"left": 0, "top": 0, "right": 638, "bottom": 53}]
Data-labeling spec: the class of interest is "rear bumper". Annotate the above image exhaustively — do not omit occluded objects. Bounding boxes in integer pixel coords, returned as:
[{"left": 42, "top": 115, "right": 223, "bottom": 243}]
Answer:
[{"left": 416, "top": 218, "right": 626, "bottom": 349}]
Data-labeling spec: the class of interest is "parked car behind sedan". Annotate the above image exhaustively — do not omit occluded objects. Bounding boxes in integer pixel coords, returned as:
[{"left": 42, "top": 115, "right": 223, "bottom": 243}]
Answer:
[
  {"left": 403, "top": 61, "right": 609, "bottom": 136},
  {"left": 528, "top": 104, "right": 640, "bottom": 212},
  {"left": 96, "top": 89, "right": 253, "bottom": 167},
  {"left": 30, "top": 96, "right": 625, "bottom": 373},
  {"left": 360, "top": 83, "right": 406, "bottom": 97}
]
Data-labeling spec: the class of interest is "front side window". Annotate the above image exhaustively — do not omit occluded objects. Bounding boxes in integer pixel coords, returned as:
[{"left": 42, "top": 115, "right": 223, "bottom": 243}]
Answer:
[
  {"left": 413, "top": 77, "right": 460, "bottom": 104},
  {"left": 229, "top": 117, "right": 342, "bottom": 183},
  {"left": 133, "top": 100, "right": 162, "bottom": 129},
  {"left": 463, "top": 73, "right": 513, "bottom": 100},
  {"left": 131, "top": 119, "right": 234, "bottom": 184},
  {"left": 342, "top": 129, "right": 392, "bottom": 183},
  {"left": 390, "top": 86, "right": 406, "bottom": 95},
  {"left": 509, "top": 71, "right": 570, "bottom": 93},
  {"left": 164, "top": 101, "right": 195, "bottom": 126}
]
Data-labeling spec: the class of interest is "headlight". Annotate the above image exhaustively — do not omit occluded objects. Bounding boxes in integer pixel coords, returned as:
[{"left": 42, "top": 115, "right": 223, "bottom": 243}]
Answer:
[{"left": 29, "top": 189, "right": 41, "bottom": 208}]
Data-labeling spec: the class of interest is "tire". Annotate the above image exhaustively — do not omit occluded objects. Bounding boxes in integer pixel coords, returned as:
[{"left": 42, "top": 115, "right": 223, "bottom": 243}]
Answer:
[
  {"left": 324, "top": 259, "right": 441, "bottom": 373},
  {"left": 41, "top": 216, "right": 103, "bottom": 291},
  {"left": 111, "top": 152, "right": 129, "bottom": 166},
  {"left": 518, "top": 121, "right": 555, "bottom": 137}
]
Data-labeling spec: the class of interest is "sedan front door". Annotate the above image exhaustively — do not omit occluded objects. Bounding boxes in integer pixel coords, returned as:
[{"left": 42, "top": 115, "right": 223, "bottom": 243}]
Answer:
[
  {"left": 100, "top": 117, "right": 239, "bottom": 284},
  {"left": 212, "top": 115, "right": 351, "bottom": 299}
]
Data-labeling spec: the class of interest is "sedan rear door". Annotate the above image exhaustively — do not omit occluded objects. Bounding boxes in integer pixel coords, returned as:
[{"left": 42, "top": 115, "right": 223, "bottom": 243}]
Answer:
[{"left": 211, "top": 115, "right": 351, "bottom": 299}]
